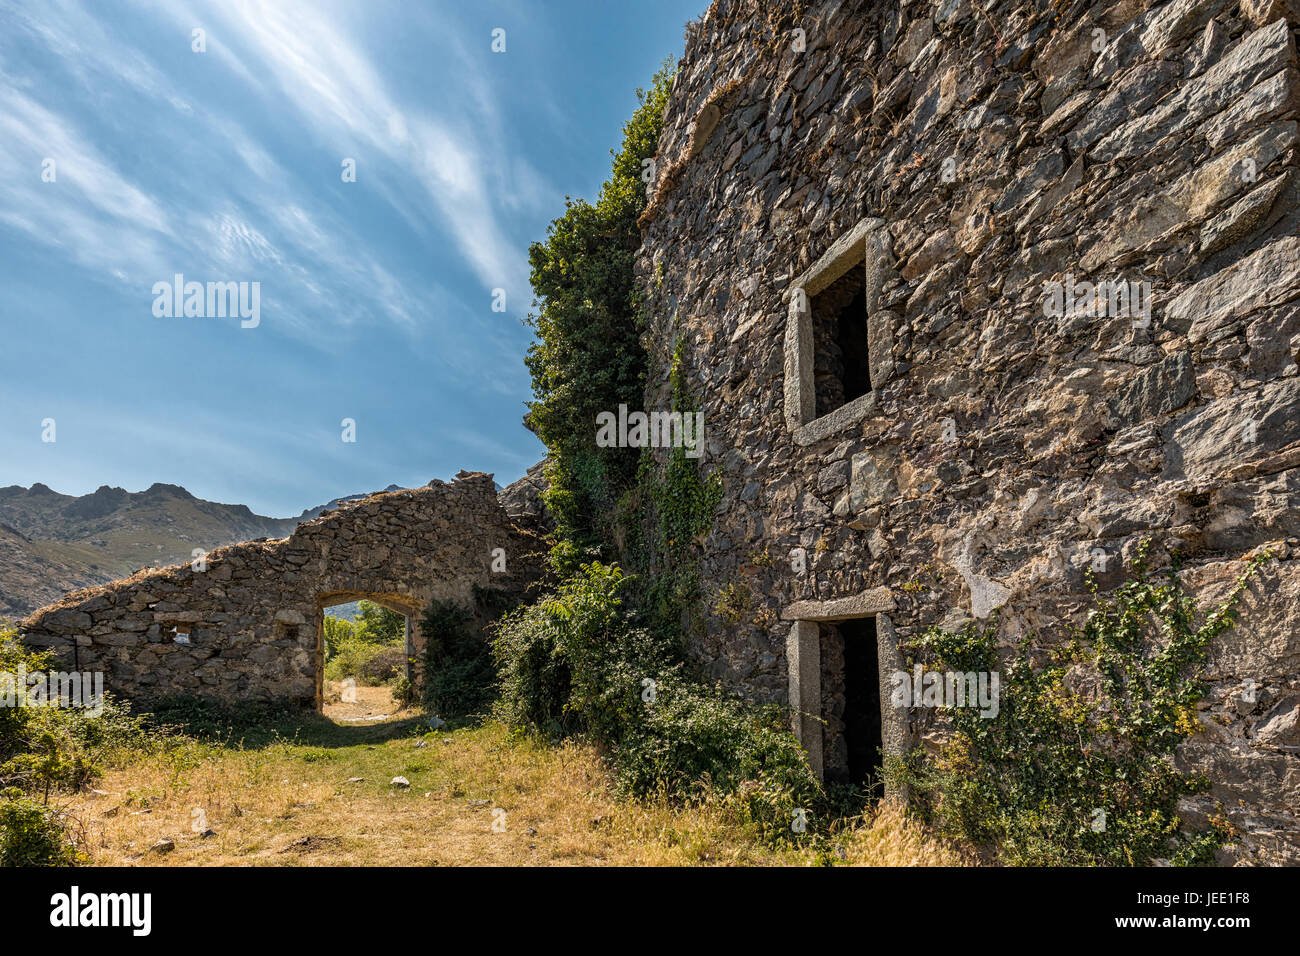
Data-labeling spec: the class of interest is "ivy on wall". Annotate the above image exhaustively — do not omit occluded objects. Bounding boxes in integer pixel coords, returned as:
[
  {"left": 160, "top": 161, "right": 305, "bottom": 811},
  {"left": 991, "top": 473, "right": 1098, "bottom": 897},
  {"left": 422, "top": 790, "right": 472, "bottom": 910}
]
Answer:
[
  {"left": 524, "top": 62, "right": 673, "bottom": 576},
  {"left": 889, "top": 543, "right": 1271, "bottom": 866}
]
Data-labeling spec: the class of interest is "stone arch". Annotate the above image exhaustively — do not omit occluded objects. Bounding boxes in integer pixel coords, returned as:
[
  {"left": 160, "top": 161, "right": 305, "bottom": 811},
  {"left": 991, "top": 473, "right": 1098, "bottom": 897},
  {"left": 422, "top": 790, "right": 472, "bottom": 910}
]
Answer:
[
  {"left": 314, "top": 590, "right": 424, "bottom": 711},
  {"left": 19, "top": 473, "right": 544, "bottom": 709}
]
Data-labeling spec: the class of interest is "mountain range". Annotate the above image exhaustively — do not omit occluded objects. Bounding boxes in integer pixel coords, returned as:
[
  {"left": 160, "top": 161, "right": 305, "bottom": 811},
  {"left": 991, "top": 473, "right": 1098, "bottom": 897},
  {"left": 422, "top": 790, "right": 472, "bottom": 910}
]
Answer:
[{"left": 0, "top": 482, "right": 401, "bottom": 620}]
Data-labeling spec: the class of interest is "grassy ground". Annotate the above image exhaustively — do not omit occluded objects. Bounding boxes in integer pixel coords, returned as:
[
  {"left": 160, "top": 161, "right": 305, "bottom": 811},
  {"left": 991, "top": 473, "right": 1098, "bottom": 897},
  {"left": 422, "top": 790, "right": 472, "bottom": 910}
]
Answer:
[{"left": 60, "top": 683, "right": 970, "bottom": 867}]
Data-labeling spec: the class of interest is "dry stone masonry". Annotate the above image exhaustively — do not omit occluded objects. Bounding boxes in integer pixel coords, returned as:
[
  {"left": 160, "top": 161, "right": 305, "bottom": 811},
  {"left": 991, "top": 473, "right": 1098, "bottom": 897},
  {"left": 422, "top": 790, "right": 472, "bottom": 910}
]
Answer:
[
  {"left": 20, "top": 473, "right": 542, "bottom": 708},
  {"left": 638, "top": 0, "right": 1300, "bottom": 864}
]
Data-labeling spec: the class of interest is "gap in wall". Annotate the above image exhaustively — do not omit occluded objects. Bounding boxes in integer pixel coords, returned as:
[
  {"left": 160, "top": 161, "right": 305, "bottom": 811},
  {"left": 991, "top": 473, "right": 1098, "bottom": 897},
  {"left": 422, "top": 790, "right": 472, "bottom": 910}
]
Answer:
[
  {"left": 810, "top": 261, "right": 870, "bottom": 418},
  {"left": 820, "top": 615, "right": 883, "bottom": 797}
]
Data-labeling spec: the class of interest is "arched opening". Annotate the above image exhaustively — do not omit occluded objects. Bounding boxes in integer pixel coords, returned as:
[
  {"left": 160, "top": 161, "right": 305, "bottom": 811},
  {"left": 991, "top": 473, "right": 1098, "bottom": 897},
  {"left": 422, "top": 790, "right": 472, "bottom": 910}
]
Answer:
[{"left": 314, "top": 591, "right": 420, "bottom": 717}]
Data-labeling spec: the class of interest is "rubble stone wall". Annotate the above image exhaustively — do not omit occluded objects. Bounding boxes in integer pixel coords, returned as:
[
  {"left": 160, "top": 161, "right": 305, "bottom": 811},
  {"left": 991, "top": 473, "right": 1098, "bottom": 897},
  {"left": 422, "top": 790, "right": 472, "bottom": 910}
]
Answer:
[
  {"left": 20, "top": 473, "right": 542, "bottom": 708},
  {"left": 638, "top": 0, "right": 1300, "bottom": 863}
]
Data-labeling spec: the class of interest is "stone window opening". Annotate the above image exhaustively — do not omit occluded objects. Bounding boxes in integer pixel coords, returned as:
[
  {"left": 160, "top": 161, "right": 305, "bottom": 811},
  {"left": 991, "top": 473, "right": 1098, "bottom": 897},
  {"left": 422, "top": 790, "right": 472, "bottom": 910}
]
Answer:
[
  {"left": 811, "top": 261, "right": 871, "bottom": 418},
  {"left": 784, "top": 217, "right": 896, "bottom": 445}
]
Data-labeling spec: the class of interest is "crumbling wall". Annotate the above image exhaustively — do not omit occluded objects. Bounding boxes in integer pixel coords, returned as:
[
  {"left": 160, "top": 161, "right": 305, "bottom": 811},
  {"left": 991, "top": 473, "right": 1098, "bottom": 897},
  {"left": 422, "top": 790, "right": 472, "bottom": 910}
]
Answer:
[
  {"left": 639, "top": 0, "right": 1300, "bottom": 863},
  {"left": 20, "top": 473, "right": 543, "bottom": 707}
]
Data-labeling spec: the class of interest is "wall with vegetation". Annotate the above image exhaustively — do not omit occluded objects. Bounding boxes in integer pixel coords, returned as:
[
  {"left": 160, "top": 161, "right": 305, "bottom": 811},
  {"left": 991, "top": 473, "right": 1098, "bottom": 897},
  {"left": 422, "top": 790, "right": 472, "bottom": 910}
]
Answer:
[
  {"left": 20, "top": 474, "right": 542, "bottom": 708},
  {"left": 638, "top": 0, "right": 1300, "bottom": 863}
]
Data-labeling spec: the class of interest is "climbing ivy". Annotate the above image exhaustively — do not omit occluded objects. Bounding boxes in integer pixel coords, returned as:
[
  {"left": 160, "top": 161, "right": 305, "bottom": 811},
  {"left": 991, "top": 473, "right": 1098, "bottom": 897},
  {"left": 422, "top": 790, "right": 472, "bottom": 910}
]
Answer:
[
  {"left": 889, "top": 543, "right": 1271, "bottom": 866},
  {"left": 614, "top": 343, "right": 724, "bottom": 642},
  {"left": 524, "top": 61, "right": 673, "bottom": 574}
]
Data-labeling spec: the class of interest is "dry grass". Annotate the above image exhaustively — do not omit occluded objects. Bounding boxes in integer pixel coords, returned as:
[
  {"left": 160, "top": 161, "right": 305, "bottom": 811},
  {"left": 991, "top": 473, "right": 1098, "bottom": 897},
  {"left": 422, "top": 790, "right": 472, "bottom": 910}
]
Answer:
[
  {"left": 828, "top": 800, "right": 975, "bottom": 866},
  {"left": 60, "top": 686, "right": 969, "bottom": 867}
]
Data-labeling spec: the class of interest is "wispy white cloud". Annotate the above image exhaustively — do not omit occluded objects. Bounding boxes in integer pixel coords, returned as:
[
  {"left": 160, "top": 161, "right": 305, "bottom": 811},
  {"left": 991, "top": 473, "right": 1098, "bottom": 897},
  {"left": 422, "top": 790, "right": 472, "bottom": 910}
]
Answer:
[
  {"left": 0, "top": 0, "right": 551, "bottom": 342},
  {"left": 185, "top": 0, "right": 538, "bottom": 295},
  {"left": 0, "top": 80, "right": 176, "bottom": 280}
]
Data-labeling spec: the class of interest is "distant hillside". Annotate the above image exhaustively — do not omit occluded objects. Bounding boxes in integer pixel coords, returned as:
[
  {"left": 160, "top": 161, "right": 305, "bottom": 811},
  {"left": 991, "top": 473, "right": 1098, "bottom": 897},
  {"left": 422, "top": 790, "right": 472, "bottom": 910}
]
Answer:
[{"left": 0, "top": 482, "right": 400, "bottom": 620}]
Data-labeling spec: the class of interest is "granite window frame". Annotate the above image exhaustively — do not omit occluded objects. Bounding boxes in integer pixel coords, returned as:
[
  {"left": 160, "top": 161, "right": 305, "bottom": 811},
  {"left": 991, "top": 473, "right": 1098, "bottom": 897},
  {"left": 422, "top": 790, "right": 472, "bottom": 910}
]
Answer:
[{"left": 783, "top": 217, "right": 896, "bottom": 445}]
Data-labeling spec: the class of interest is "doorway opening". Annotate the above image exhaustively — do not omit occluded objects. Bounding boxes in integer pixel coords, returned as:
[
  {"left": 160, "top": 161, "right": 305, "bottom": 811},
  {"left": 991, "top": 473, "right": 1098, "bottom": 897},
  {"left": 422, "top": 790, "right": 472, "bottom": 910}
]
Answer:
[
  {"left": 820, "top": 616, "right": 883, "bottom": 799},
  {"left": 317, "top": 596, "right": 416, "bottom": 719}
]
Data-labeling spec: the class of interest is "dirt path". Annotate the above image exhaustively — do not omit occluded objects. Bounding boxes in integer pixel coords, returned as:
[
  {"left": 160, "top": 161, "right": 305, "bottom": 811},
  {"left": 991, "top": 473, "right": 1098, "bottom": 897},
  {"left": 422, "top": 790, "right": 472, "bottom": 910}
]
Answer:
[{"left": 322, "top": 681, "right": 411, "bottom": 722}]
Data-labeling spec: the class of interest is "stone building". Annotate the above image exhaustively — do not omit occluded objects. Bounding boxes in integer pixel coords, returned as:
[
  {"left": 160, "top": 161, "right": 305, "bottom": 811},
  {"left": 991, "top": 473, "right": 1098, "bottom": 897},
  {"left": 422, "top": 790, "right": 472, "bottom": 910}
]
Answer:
[
  {"left": 636, "top": 0, "right": 1300, "bottom": 863},
  {"left": 20, "top": 473, "right": 543, "bottom": 707}
]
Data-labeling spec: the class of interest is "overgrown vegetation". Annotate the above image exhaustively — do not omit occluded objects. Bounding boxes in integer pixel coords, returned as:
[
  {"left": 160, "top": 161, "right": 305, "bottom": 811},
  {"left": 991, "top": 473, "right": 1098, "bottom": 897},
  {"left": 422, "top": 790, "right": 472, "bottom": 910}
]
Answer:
[
  {"left": 497, "top": 60, "right": 828, "bottom": 844},
  {"left": 419, "top": 596, "right": 497, "bottom": 721},
  {"left": 323, "top": 600, "right": 407, "bottom": 686},
  {"left": 889, "top": 544, "right": 1269, "bottom": 866},
  {"left": 0, "top": 627, "right": 150, "bottom": 865},
  {"left": 492, "top": 564, "right": 818, "bottom": 840},
  {"left": 524, "top": 61, "right": 673, "bottom": 575}
]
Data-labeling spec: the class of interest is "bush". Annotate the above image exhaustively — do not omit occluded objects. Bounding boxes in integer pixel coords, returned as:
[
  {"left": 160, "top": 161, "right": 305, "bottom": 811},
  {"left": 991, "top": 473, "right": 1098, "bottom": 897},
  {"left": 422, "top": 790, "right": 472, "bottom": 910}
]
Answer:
[
  {"left": 494, "top": 563, "right": 676, "bottom": 742},
  {"left": 0, "top": 627, "right": 150, "bottom": 864},
  {"left": 492, "top": 597, "right": 573, "bottom": 736},
  {"left": 325, "top": 636, "right": 404, "bottom": 686},
  {"left": 616, "top": 682, "right": 820, "bottom": 840},
  {"left": 892, "top": 543, "right": 1270, "bottom": 866},
  {"left": 0, "top": 790, "right": 78, "bottom": 866},
  {"left": 359, "top": 646, "right": 405, "bottom": 684},
  {"left": 0, "top": 631, "right": 149, "bottom": 797},
  {"left": 420, "top": 599, "right": 496, "bottom": 719},
  {"left": 492, "top": 563, "right": 819, "bottom": 838}
]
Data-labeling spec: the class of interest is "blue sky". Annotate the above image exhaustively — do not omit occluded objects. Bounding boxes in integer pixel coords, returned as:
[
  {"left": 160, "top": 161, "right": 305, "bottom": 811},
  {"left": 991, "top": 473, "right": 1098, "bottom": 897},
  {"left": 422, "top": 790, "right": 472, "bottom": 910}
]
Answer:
[{"left": 0, "top": 0, "right": 705, "bottom": 517}]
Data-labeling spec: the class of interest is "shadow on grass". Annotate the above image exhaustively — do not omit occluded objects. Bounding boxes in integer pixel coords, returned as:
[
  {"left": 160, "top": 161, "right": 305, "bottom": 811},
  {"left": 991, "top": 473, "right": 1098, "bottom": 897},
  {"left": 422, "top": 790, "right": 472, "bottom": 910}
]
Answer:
[{"left": 141, "top": 695, "right": 446, "bottom": 750}]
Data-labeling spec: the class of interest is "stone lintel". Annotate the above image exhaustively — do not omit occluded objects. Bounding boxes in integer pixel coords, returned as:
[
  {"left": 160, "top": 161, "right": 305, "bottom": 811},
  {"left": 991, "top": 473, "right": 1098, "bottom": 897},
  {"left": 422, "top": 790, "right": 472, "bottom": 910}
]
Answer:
[
  {"left": 784, "top": 217, "right": 887, "bottom": 299},
  {"left": 781, "top": 587, "right": 896, "bottom": 621}
]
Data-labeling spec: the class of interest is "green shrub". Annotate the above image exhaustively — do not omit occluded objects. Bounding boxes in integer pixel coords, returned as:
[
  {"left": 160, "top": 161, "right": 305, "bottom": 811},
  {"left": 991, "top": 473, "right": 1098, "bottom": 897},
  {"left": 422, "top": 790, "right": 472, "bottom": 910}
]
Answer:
[
  {"left": 325, "top": 636, "right": 404, "bottom": 685},
  {"left": 493, "top": 563, "right": 819, "bottom": 838},
  {"left": 420, "top": 599, "right": 496, "bottom": 719},
  {"left": 892, "top": 543, "right": 1270, "bottom": 866},
  {"left": 391, "top": 674, "right": 416, "bottom": 706},
  {"left": 0, "top": 627, "right": 151, "bottom": 864},
  {"left": 616, "top": 682, "right": 820, "bottom": 840},
  {"left": 0, "top": 631, "right": 150, "bottom": 797},
  {"left": 491, "top": 598, "right": 573, "bottom": 736},
  {"left": 494, "top": 563, "right": 676, "bottom": 742},
  {"left": 0, "top": 790, "right": 79, "bottom": 866}
]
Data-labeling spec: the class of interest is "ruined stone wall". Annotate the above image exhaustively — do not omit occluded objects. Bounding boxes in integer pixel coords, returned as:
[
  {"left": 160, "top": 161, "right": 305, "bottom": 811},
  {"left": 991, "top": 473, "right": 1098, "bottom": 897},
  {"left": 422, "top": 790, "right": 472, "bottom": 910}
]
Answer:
[
  {"left": 20, "top": 473, "right": 542, "bottom": 707},
  {"left": 639, "top": 0, "right": 1300, "bottom": 863}
]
